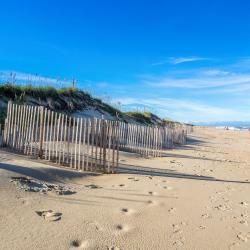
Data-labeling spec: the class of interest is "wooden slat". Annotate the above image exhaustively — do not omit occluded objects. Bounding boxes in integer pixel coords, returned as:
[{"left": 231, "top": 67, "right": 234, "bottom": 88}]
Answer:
[
  {"left": 58, "top": 114, "right": 64, "bottom": 165},
  {"left": 74, "top": 117, "right": 79, "bottom": 169},
  {"left": 45, "top": 109, "right": 51, "bottom": 160},
  {"left": 39, "top": 106, "right": 45, "bottom": 158},
  {"left": 67, "top": 116, "right": 71, "bottom": 165},
  {"left": 48, "top": 111, "right": 54, "bottom": 161},
  {"left": 55, "top": 113, "right": 61, "bottom": 163},
  {"left": 70, "top": 117, "right": 75, "bottom": 168},
  {"left": 90, "top": 118, "right": 95, "bottom": 171},
  {"left": 78, "top": 117, "right": 83, "bottom": 170},
  {"left": 86, "top": 118, "right": 90, "bottom": 171},
  {"left": 62, "top": 114, "right": 67, "bottom": 165},
  {"left": 34, "top": 106, "right": 40, "bottom": 156}
]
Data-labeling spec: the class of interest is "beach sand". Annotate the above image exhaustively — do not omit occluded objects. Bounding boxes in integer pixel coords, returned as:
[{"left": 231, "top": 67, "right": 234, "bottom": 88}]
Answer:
[{"left": 0, "top": 127, "right": 250, "bottom": 250}]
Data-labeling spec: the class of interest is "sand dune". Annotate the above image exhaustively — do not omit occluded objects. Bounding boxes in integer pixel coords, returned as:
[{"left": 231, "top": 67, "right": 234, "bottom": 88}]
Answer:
[{"left": 0, "top": 127, "right": 250, "bottom": 249}]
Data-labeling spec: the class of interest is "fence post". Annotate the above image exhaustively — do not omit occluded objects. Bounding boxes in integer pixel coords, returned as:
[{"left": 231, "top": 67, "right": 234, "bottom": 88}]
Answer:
[{"left": 39, "top": 106, "right": 45, "bottom": 159}]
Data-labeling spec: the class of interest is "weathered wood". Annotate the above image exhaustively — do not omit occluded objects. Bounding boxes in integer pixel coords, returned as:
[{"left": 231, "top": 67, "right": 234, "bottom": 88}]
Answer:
[
  {"left": 45, "top": 109, "right": 51, "bottom": 160},
  {"left": 74, "top": 117, "right": 79, "bottom": 169},
  {"left": 18, "top": 104, "right": 23, "bottom": 150},
  {"left": 90, "top": 118, "right": 95, "bottom": 171},
  {"left": 62, "top": 114, "right": 67, "bottom": 164},
  {"left": 4, "top": 101, "right": 11, "bottom": 145},
  {"left": 52, "top": 112, "right": 58, "bottom": 161},
  {"left": 29, "top": 106, "right": 35, "bottom": 155},
  {"left": 70, "top": 117, "right": 75, "bottom": 168},
  {"left": 86, "top": 118, "right": 90, "bottom": 170},
  {"left": 38, "top": 106, "right": 45, "bottom": 158},
  {"left": 15, "top": 105, "right": 21, "bottom": 150},
  {"left": 78, "top": 117, "right": 83, "bottom": 170},
  {"left": 48, "top": 111, "right": 54, "bottom": 161},
  {"left": 59, "top": 114, "right": 64, "bottom": 165},
  {"left": 82, "top": 118, "right": 87, "bottom": 170},
  {"left": 55, "top": 113, "right": 61, "bottom": 163},
  {"left": 67, "top": 116, "right": 71, "bottom": 165},
  {"left": 23, "top": 105, "right": 30, "bottom": 154}
]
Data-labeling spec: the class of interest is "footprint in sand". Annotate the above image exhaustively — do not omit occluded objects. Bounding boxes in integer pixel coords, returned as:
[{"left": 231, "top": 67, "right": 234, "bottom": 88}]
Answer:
[
  {"left": 119, "top": 184, "right": 125, "bottom": 187},
  {"left": 240, "top": 213, "right": 249, "bottom": 219},
  {"left": 239, "top": 201, "right": 248, "bottom": 207},
  {"left": 168, "top": 207, "right": 176, "bottom": 213},
  {"left": 163, "top": 186, "right": 173, "bottom": 190},
  {"left": 237, "top": 232, "right": 250, "bottom": 242},
  {"left": 35, "top": 210, "right": 62, "bottom": 222},
  {"left": 70, "top": 239, "right": 89, "bottom": 249},
  {"left": 114, "top": 224, "right": 130, "bottom": 233},
  {"left": 146, "top": 200, "right": 158, "bottom": 206},
  {"left": 148, "top": 191, "right": 157, "bottom": 196},
  {"left": 239, "top": 220, "right": 248, "bottom": 226},
  {"left": 107, "top": 247, "right": 121, "bottom": 250},
  {"left": 214, "top": 204, "right": 231, "bottom": 211},
  {"left": 121, "top": 208, "right": 134, "bottom": 215},
  {"left": 201, "top": 213, "right": 212, "bottom": 219},
  {"left": 172, "top": 224, "right": 183, "bottom": 234},
  {"left": 121, "top": 208, "right": 129, "bottom": 213}
]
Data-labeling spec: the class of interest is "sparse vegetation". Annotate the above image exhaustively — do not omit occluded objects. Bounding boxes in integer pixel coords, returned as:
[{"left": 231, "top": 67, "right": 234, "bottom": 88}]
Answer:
[
  {"left": 125, "top": 112, "right": 156, "bottom": 124},
  {"left": 0, "top": 83, "right": 124, "bottom": 127},
  {"left": 0, "top": 83, "right": 183, "bottom": 129}
]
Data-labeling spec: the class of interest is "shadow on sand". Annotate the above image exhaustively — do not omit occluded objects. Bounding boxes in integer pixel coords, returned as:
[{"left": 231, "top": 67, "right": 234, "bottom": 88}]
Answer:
[
  {"left": 117, "top": 164, "right": 250, "bottom": 185},
  {"left": 0, "top": 162, "right": 99, "bottom": 184}
]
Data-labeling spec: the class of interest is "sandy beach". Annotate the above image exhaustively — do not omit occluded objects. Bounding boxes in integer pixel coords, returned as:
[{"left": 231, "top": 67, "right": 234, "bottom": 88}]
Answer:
[{"left": 0, "top": 127, "right": 250, "bottom": 250}]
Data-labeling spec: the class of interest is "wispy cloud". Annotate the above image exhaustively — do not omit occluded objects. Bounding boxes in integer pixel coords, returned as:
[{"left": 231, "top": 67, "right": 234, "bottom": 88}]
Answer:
[
  {"left": 152, "top": 56, "right": 207, "bottom": 66},
  {"left": 114, "top": 97, "right": 250, "bottom": 122},
  {"left": 0, "top": 70, "right": 73, "bottom": 87},
  {"left": 143, "top": 70, "right": 250, "bottom": 91},
  {"left": 169, "top": 56, "right": 207, "bottom": 64}
]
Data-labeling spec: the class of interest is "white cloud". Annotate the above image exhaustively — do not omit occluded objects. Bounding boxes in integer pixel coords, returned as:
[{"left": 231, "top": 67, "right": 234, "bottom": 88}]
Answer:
[
  {"left": 114, "top": 97, "right": 250, "bottom": 123},
  {"left": 144, "top": 71, "right": 250, "bottom": 91},
  {"left": 169, "top": 56, "right": 207, "bottom": 65},
  {"left": 0, "top": 70, "right": 73, "bottom": 87},
  {"left": 152, "top": 56, "right": 207, "bottom": 66}
]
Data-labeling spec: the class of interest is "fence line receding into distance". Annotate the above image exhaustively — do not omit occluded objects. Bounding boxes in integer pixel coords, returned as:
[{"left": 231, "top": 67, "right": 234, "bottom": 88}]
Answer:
[
  {"left": 116, "top": 122, "right": 191, "bottom": 157},
  {"left": 3, "top": 102, "right": 119, "bottom": 173},
  {"left": 1, "top": 101, "right": 192, "bottom": 173}
]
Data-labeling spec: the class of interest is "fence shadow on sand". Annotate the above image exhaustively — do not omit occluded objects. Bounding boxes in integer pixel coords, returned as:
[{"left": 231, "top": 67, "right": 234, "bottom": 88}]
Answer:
[
  {"left": 0, "top": 162, "right": 99, "bottom": 184},
  {"left": 118, "top": 163, "right": 250, "bottom": 185}
]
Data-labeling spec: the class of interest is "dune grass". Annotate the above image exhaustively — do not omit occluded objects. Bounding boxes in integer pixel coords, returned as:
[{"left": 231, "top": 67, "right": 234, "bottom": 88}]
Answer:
[
  {"left": 125, "top": 111, "right": 154, "bottom": 124},
  {"left": 0, "top": 83, "right": 79, "bottom": 101},
  {"left": 0, "top": 83, "right": 123, "bottom": 126}
]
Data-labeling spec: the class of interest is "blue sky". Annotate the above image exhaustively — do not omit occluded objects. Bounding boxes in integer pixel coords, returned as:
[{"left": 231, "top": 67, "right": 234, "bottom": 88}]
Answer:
[{"left": 1, "top": 0, "right": 250, "bottom": 122}]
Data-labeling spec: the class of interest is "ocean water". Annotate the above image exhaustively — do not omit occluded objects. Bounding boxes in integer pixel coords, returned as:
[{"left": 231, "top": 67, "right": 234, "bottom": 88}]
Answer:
[{"left": 215, "top": 126, "right": 250, "bottom": 131}]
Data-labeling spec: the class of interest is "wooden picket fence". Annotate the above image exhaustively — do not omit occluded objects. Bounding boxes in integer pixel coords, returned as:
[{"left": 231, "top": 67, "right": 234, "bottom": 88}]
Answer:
[
  {"left": 3, "top": 102, "right": 119, "bottom": 173},
  {"left": 117, "top": 122, "right": 163, "bottom": 157},
  {"left": 116, "top": 122, "right": 191, "bottom": 157},
  {"left": 1, "top": 102, "right": 192, "bottom": 173}
]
